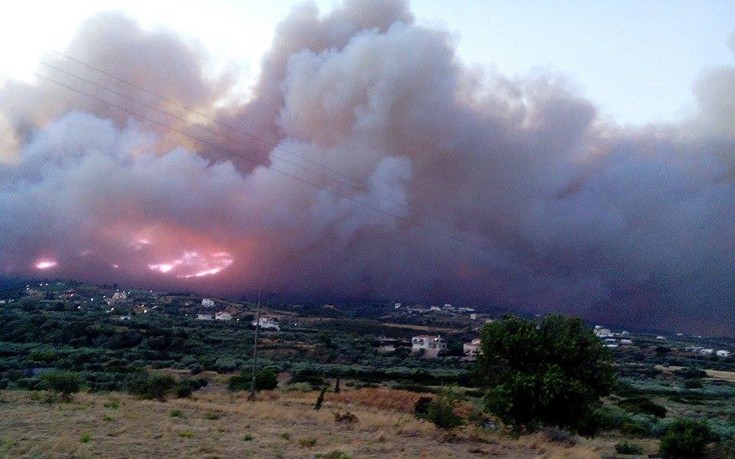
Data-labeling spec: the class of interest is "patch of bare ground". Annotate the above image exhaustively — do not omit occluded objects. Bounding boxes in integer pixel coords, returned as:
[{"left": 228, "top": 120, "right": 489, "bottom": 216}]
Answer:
[{"left": 0, "top": 388, "right": 611, "bottom": 458}]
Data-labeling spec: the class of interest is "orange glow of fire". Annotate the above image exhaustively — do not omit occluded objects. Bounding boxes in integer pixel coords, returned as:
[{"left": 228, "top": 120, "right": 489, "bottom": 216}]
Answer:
[
  {"left": 148, "top": 251, "right": 234, "bottom": 278},
  {"left": 35, "top": 259, "right": 58, "bottom": 270}
]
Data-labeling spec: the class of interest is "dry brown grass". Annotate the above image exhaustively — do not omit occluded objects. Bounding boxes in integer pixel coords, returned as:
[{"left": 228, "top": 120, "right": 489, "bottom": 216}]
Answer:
[{"left": 0, "top": 388, "right": 614, "bottom": 458}]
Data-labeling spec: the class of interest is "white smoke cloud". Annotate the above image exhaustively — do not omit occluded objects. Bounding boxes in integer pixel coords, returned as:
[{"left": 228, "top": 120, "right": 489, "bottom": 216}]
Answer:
[{"left": 1, "top": 1, "right": 734, "bottom": 334}]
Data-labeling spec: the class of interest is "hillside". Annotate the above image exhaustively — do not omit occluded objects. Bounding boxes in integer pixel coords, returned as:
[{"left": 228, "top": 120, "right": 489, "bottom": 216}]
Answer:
[{"left": 0, "top": 385, "right": 622, "bottom": 459}]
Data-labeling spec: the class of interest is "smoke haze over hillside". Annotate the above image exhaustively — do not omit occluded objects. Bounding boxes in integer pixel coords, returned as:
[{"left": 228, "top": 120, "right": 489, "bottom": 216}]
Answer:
[{"left": 1, "top": 0, "right": 734, "bottom": 334}]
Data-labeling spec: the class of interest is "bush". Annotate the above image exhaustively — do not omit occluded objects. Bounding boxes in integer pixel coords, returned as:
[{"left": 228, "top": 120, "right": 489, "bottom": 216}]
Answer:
[
  {"left": 127, "top": 373, "right": 176, "bottom": 401},
  {"left": 40, "top": 371, "right": 82, "bottom": 401},
  {"left": 618, "top": 397, "right": 667, "bottom": 418},
  {"left": 541, "top": 427, "right": 576, "bottom": 445},
  {"left": 421, "top": 389, "right": 463, "bottom": 430},
  {"left": 683, "top": 379, "right": 703, "bottom": 389},
  {"left": 615, "top": 440, "right": 643, "bottom": 455},
  {"left": 659, "top": 418, "right": 713, "bottom": 459},
  {"left": 229, "top": 368, "right": 278, "bottom": 392},
  {"left": 673, "top": 367, "right": 707, "bottom": 379}
]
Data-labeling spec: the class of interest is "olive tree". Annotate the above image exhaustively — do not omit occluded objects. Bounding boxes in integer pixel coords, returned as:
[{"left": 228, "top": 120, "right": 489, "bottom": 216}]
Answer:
[{"left": 476, "top": 314, "right": 615, "bottom": 435}]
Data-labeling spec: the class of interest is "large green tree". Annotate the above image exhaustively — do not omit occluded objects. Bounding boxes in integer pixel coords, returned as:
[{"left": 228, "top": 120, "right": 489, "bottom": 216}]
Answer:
[{"left": 476, "top": 314, "right": 615, "bottom": 435}]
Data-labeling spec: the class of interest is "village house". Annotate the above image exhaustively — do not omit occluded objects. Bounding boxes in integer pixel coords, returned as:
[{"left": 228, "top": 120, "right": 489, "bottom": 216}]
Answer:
[
  {"left": 463, "top": 338, "right": 482, "bottom": 358},
  {"left": 215, "top": 311, "right": 232, "bottom": 321},
  {"left": 253, "top": 316, "right": 280, "bottom": 331},
  {"left": 196, "top": 313, "right": 214, "bottom": 321},
  {"left": 411, "top": 335, "right": 447, "bottom": 358},
  {"left": 201, "top": 298, "right": 215, "bottom": 308}
]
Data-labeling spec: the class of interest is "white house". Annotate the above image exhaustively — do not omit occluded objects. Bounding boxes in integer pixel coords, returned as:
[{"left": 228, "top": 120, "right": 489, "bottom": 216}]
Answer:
[
  {"left": 594, "top": 327, "right": 614, "bottom": 338},
  {"left": 197, "top": 313, "right": 214, "bottom": 321},
  {"left": 201, "top": 298, "right": 215, "bottom": 308},
  {"left": 215, "top": 311, "right": 232, "bottom": 321},
  {"left": 700, "top": 348, "right": 714, "bottom": 356},
  {"left": 253, "top": 316, "right": 280, "bottom": 331},
  {"left": 111, "top": 291, "right": 127, "bottom": 301},
  {"left": 411, "top": 335, "right": 447, "bottom": 358},
  {"left": 463, "top": 338, "right": 482, "bottom": 357},
  {"left": 716, "top": 350, "right": 731, "bottom": 358}
]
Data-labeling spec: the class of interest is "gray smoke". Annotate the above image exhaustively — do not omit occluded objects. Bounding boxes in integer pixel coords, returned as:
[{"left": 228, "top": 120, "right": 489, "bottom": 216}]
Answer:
[{"left": 1, "top": 1, "right": 734, "bottom": 334}]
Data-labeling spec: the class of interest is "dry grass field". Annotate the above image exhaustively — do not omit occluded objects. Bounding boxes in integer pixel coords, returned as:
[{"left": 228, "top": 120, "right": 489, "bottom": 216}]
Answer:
[{"left": 0, "top": 386, "right": 640, "bottom": 459}]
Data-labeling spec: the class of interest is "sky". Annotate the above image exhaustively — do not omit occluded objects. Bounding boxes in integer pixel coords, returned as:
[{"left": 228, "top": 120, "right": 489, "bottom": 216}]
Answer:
[
  {"left": 0, "top": 1, "right": 734, "bottom": 334},
  {"left": 0, "top": 1, "right": 732, "bottom": 124}
]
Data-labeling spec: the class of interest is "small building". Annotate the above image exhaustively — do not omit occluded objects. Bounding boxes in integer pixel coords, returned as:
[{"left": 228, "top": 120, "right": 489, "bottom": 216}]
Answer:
[
  {"left": 411, "top": 335, "right": 447, "bottom": 358},
  {"left": 716, "top": 350, "right": 731, "bottom": 358},
  {"left": 197, "top": 313, "right": 214, "bottom": 321},
  {"left": 253, "top": 316, "right": 280, "bottom": 331},
  {"left": 112, "top": 291, "right": 127, "bottom": 301},
  {"left": 620, "top": 339, "right": 634, "bottom": 346},
  {"left": 376, "top": 344, "right": 396, "bottom": 354},
  {"left": 201, "top": 299, "right": 215, "bottom": 308},
  {"left": 463, "top": 338, "right": 482, "bottom": 357},
  {"left": 215, "top": 311, "right": 232, "bottom": 321},
  {"left": 700, "top": 348, "right": 714, "bottom": 356},
  {"left": 594, "top": 327, "right": 614, "bottom": 338}
]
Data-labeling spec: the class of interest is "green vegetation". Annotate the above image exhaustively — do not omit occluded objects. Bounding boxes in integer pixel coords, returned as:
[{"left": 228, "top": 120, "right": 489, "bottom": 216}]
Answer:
[
  {"left": 127, "top": 372, "right": 176, "bottom": 401},
  {"left": 39, "top": 371, "right": 81, "bottom": 401},
  {"left": 617, "top": 396, "right": 667, "bottom": 418},
  {"left": 615, "top": 440, "right": 643, "bottom": 455},
  {"left": 3, "top": 280, "right": 735, "bottom": 456},
  {"left": 659, "top": 418, "right": 714, "bottom": 459},
  {"left": 228, "top": 368, "right": 278, "bottom": 392},
  {"left": 477, "top": 314, "right": 615, "bottom": 435},
  {"left": 418, "top": 388, "right": 463, "bottom": 429}
]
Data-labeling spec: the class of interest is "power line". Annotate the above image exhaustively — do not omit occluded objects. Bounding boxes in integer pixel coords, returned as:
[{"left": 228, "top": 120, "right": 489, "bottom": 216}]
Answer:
[
  {"left": 33, "top": 67, "right": 509, "bottom": 261},
  {"left": 50, "top": 51, "right": 408, "bottom": 204}
]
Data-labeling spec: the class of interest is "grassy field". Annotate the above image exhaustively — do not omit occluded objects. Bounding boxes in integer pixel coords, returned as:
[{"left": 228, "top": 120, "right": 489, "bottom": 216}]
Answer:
[{"left": 0, "top": 385, "right": 634, "bottom": 459}]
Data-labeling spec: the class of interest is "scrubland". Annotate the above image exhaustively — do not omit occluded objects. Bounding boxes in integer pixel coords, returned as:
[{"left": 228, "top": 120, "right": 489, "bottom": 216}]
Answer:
[{"left": 0, "top": 386, "right": 630, "bottom": 459}]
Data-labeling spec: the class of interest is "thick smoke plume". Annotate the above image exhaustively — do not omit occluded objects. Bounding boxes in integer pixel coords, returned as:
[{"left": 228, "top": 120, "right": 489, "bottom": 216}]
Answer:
[{"left": 1, "top": 1, "right": 734, "bottom": 334}]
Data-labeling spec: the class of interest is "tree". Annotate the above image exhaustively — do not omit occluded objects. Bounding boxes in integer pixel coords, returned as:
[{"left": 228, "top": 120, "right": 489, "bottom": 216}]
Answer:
[{"left": 476, "top": 314, "right": 615, "bottom": 435}]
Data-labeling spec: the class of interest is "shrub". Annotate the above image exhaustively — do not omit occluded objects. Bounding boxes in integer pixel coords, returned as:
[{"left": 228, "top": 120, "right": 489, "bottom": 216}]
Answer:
[
  {"left": 315, "top": 451, "right": 351, "bottom": 459},
  {"left": 299, "top": 437, "right": 317, "bottom": 447},
  {"left": 170, "top": 409, "right": 183, "bottom": 418},
  {"left": 683, "top": 379, "right": 703, "bottom": 389},
  {"left": 618, "top": 397, "right": 667, "bottom": 418},
  {"left": 127, "top": 373, "right": 176, "bottom": 401},
  {"left": 333, "top": 411, "right": 358, "bottom": 424},
  {"left": 422, "top": 389, "right": 463, "bottom": 430},
  {"left": 673, "top": 367, "right": 707, "bottom": 379},
  {"left": 620, "top": 416, "right": 655, "bottom": 437},
  {"left": 229, "top": 368, "right": 278, "bottom": 392},
  {"left": 40, "top": 371, "right": 82, "bottom": 401},
  {"left": 541, "top": 426, "right": 576, "bottom": 445},
  {"left": 414, "top": 396, "right": 432, "bottom": 416},
  {"left": 659, "top": 418, "right": 713, "bottom": 459},
  {"left": 615, "top": 440, "right": 643, "bottom": 455}
]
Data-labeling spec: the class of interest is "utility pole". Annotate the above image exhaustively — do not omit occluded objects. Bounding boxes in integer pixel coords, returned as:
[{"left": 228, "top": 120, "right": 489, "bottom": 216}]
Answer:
[{"left": 248, "top": 290, "right": 262, "bottom": 401}]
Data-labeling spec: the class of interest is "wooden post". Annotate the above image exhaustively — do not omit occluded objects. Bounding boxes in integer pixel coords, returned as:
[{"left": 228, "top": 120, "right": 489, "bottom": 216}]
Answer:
[{"left": 248, "top": 290, "right": 262, "bottom": 401}]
